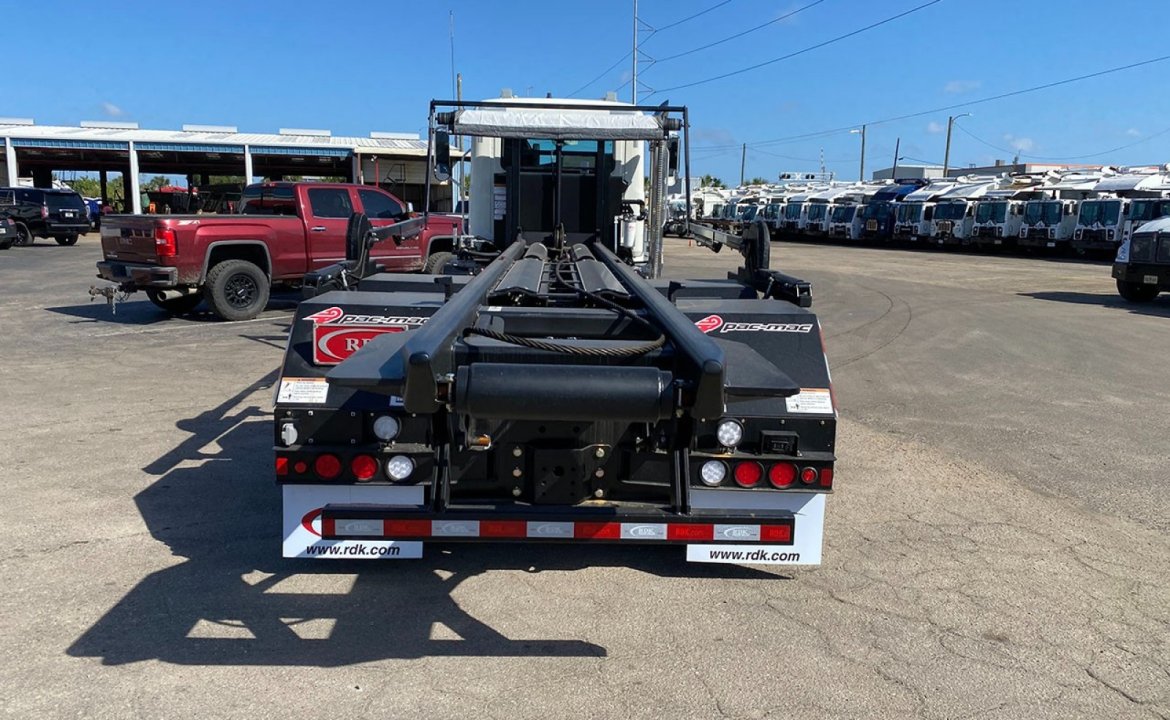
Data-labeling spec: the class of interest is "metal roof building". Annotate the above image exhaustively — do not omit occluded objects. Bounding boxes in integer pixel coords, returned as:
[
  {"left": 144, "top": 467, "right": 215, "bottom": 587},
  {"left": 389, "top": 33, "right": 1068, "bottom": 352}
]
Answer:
[{"left": 0, "top": 118, "right": 453, "bottom": 213}]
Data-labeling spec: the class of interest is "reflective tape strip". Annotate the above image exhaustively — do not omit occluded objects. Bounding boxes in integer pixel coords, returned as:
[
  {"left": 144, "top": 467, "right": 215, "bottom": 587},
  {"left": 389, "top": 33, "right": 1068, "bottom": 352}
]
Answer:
[
  {"left": 713, "top": 524, "right": 760, "bottom": 542},
  {"left": 527, "top": 521, "right": 575, "bottom": 539},
  {"left": 620, "top": 523, "right": 667, "bottom": 540},
  {"left": 334, "top": 519, "right": 384, "bottom": 537},
  {"left": 432, "top": 520, "right": 480, "bottom": 537}
]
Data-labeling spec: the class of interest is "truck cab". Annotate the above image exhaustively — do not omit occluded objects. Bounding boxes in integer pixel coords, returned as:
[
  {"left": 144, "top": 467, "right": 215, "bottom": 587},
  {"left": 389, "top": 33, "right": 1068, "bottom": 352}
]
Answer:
[
  {"left": 1018, "top": 170, "right": 1102, "bottom": 251},
  {"left": 860, "top": 181, "right": 922, "bottom": 242},
  {"left": 1112, "top": 215, "right": 1170, "bottom": 302},
  {"left": 893, "top": 182, "right": 953, "bottom": 243},
  {"left": 928, "top": 179, "right": 997, "bottom": 246},
  {"left": 1074, "top": 171, "right": 1170, "bottom": 253}
]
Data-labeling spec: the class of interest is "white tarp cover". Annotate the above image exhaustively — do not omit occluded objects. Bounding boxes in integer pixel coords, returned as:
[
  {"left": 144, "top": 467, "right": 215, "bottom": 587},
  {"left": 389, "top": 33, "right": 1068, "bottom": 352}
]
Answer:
[
  {"left": 1095, "top": 173, "right": 1170, "bottom": 193},
  {"left": 452, "top": 107, "right": 663, "bottom": 140}
]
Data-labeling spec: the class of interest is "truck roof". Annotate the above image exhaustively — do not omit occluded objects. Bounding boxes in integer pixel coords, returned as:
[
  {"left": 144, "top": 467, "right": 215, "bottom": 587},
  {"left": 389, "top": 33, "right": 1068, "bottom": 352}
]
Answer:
[
  {"left": 1134, "top": 216, "right": 1170, "bottom": 234},
  {"left": 1094, "top": 173, "right": 1170, "bottom": 193}
]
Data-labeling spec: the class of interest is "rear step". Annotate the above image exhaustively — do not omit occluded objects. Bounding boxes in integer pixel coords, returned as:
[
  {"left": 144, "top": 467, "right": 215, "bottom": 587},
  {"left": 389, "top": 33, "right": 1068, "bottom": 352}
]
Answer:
[{"left": 321, "top": 504, "right": 795, "bottom": 544}]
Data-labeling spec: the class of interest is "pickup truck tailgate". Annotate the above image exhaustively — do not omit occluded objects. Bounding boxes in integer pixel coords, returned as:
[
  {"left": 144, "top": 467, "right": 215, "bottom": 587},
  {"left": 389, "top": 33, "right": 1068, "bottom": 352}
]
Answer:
[{"left": 100, "top": 215, "right": 177, "bottom": 264}]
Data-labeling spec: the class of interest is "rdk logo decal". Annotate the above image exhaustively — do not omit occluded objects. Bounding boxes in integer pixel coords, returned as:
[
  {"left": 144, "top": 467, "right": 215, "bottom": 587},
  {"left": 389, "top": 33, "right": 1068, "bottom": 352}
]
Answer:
[{"left": 695, "top": 315, "right": 724, "bottom": 334}]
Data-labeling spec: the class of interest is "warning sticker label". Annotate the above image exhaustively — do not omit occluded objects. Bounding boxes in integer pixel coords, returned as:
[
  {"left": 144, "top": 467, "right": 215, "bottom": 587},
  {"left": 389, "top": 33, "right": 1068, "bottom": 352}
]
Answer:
[
  {"left": 784, "top": 388, "right": 834, "bottom": 415},
  {"left": 277, "top": 377, "right": 330, "bottom": 405}
]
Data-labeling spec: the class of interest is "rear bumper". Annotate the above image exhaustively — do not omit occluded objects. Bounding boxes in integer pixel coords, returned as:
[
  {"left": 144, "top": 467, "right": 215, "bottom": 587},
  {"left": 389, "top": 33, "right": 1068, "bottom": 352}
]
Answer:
[
  {"left": 43, "top": 221, "right": 90, "bottom": 236},
  {"left": 96, "top": 260, "right": 179, "bottom": 288},
  {"left": 283, "top": 484, "right": 826, "bottom": 565}
]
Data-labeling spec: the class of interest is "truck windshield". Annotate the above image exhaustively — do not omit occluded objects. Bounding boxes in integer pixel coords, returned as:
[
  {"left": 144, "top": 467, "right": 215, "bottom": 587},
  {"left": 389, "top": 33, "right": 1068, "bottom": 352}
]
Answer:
[
  {"left": 896, "top": 203, "right": 921, "bottom": 222},
  {"left": 741, "top": 205, "right": 758, "bottom": 221},
  {"left": 1127, "top": 231, "right": 1170, "bottom": 263},
  {"left": 934, "top": 202, "right": 966, "bottom": 220},
  {"left": 763, "top": 203, "right": 781, "bottom": 219},
  {"left": 783, "top": 202, "right": 803, "bottom": 219},
  {"left": 975, "top": 201, "right": 1006, "bottom": 223},
  {"left": 1024, "top": 201, "right": 1060, "bottom": 225},
  {"left": 722, "top": 203, "right": 739, "bottom": 219},
  {"left": 807, "top": 204, "right": 826, "bottom": 221},
  {"left": 862, "top": 202, "right": 887, "bottom": 220},
  {"left": 830, "top": 205, "right": 855, "bottom": 222},
  {"left": 1126, "top": 199, "right": 1170, "bottom": 222}
]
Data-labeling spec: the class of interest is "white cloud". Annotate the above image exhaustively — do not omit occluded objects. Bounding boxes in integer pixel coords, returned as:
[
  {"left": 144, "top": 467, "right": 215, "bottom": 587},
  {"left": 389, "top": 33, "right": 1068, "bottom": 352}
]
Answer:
[
  {"left": 1003, "top": 134, "right": 1034, "bottom": 153},
  {"left": 926, "top": 121, "right": 944, "bottom": 134},
  {"left": 101, "top": 102, "right": 125, "bottom": 118},
  {"left": 944, "top": 80, "right": 982, "bottom": 94},
  {"left": 1126, "top": 128, "right": 1141, "bottom": 137}
]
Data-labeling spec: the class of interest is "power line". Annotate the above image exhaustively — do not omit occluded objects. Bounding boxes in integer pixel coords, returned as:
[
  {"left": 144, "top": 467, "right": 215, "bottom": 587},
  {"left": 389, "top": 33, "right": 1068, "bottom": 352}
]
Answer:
[
  {"left": 953, "top": 123, "right": 1170, "bottom": 162},
  {"left": 648, "top": 0, "right": 943, "bottom": 95},
  {"left": 652, "top": 0, "right": 826, "bottom": 63},
  {"left": 567, "top": 0, "right": 735, "bottom": 98},
  {"left": 749, "top": 53, "right": 1170, "bottom": 147},
  {"left": 653, "top": 0, "right": 734, "bottom": 31},
  {"left": 567, "top": 51, "right": 632, "bottom": 98}
]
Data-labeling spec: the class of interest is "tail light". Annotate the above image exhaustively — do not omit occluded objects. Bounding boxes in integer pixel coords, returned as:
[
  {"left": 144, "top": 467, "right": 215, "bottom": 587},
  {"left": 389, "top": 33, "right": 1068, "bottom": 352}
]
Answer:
[
  {"left": 41, "top": 205, "right": 49, "bottom": 219},
  {"left": 351, "top": 454, "right": 378, "bottom": 481},
  {"left": 800, "top": 467, "right": 818, "bottom": 485},
  {"left": 155, "top": 228, "right": 177, "bottom": 258},
  {"left": 275, "top": 457, "right": 289, "bottom": 476},
  {"left": 314, "top": 454, "right": 342, "bottom": 480},
  {"left": 768, "top": 462, "right": 796, "bottom": 488},
  {"left": 820, "top": 467, "right": 834, "bottom": 488},
  {"left": 733, "top": 461, "right": 763, "bottom": 488}
]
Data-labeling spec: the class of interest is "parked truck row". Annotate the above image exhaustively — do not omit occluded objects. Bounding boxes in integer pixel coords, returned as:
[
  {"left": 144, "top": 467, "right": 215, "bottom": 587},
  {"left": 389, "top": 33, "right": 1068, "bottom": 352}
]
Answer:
[{"left": 681, "top": 166, "right": 1170, "bottom": 258}]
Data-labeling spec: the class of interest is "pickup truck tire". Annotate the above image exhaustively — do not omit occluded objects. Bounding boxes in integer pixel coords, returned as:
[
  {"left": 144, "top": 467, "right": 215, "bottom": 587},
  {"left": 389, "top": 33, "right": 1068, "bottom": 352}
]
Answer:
[
  {"left": 1116, "top": 279, "right": 1159, "bottom": 303},
  {"left": 14, "top": 223, "right": 32, "bottom": 246},
  {"left": 205, "top": 259, "right": 270, "bottom": 321},
  {"left": 55, "top": 235, "right": 79, "bottom": 246},
  {"left": 146, "top": 290, "right": 203, "bottom": 315},
  {"left": 0, "top": 238, "right": 11, "bottom": 250},
  {"left": 424, "top": 251, "right": 454, "bottom": 274}
]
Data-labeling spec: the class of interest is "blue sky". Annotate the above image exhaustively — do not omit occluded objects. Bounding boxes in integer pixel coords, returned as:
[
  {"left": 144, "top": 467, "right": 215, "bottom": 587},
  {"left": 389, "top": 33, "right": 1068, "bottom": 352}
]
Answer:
[{"left": 8, "top": 0, "right": 1170, "bottom": 183}]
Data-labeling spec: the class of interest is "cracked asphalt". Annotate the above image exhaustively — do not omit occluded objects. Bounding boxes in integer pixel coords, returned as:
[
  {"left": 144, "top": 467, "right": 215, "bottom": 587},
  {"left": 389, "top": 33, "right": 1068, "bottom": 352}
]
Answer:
[{"left": 1, "top": 235, "right": 1167, "bottom": 719}]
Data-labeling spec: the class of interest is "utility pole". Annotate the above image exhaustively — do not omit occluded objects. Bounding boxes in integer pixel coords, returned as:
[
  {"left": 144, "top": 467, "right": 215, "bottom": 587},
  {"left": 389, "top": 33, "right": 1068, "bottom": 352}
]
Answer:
[
  {"left": 740, "top": 143, "right": 746, "bottom": 186},
  {"left": 943, "top": 113, "right": 970, "bottom": 178},
  {"left": 456, "top": 72, "right": 464, "bottom": 212},
  {"left": 850, "top": 125, "right": 867, "bottom": 181},
  {"left": 891, "top": 137, "right": 900, "bottom": 180},
  {"left": 631, "top": 0, "right": 638, "bottom": 104}
]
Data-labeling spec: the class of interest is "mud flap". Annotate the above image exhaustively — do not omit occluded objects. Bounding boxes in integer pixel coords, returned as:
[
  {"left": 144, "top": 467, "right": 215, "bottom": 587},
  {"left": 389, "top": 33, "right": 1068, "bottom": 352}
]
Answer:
[
  {"left": 283, "top": 484, "right": 425, "bottom": 559},
  {"left": 686, "top": 491, "right": 825, "bottom": 565}
]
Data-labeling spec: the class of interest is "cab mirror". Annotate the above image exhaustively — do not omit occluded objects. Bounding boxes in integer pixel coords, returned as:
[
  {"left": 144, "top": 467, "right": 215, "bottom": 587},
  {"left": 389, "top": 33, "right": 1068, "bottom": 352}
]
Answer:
[{"left": 434, "top": 130, "right": 452, "bottom": 182}]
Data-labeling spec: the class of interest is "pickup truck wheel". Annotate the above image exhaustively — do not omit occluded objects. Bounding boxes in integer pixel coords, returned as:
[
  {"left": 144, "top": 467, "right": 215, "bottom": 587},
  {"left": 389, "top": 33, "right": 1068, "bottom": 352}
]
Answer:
[
  {"left": 205, "top": 259, "right": 270, "bottom": 321},
  {"left": 0, "top": 238, "right": 12, "bottom": 250},
  {"left": 1116, "top": 279, "right": 1159, "bottom": 303},
  {"left": 56, "top": 235, "right": 79, "bottom": 246},
  {"left": 14, "top": 223, "right": 32, "bottom": 246},
  {"left": 146, "top": 290, "right": 203, "bottom": 315},
  {"left": 424, "top": 251, "right": 454, "bottom": 274}
]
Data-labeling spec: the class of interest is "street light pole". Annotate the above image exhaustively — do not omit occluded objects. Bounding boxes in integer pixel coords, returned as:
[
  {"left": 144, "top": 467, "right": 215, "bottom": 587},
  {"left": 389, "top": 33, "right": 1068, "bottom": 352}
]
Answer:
[
  {"left": 943, "top": 113, "right": 971, "bottom": 178},
  {"left": 891, "top": 137, "right": 900, "bottom": 180}
]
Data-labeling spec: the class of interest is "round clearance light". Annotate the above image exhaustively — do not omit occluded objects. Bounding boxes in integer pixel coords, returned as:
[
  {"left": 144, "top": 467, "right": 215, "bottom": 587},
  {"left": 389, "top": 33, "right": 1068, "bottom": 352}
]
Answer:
[
  {"left": 314, "top": 454, "right": 342, "bottom": 480},
  {"left": 373, "top": 415, "right": 401, "bottom": 441},
  {"left": 385, "top": 455, "right": 415, "bottom": 481},
  {"left": 716, "top": 419, "right": 744, "bottom": 448},
  {"left": 699, "top": 460, "right": 727, "bottom": 487},
  {"left": 769, "top": 462, "right": 796, "bottom": 488},
  {"left": 351, "top": 454, "right": 378, "bottom": 482},
  {"left": 800, "top": 466, "right": 819, "bottom": 485},
  {"left": 733, "top": 461, "right": 763, "bottom": 488}
]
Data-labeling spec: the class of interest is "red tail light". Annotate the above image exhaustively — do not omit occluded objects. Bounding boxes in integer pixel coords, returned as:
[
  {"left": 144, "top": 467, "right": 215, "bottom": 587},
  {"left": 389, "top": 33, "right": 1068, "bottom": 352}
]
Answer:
[
  {"left": 351, "top": 454, "right": 378, "bottom": 481},
  {"left": 733, "top": 461, "right": 763, "bottom": 488},
  {"left": 275, "top": 456, "right": 289, "bottom": 476},
  {"left": 820, "top": 467, "right": 834, "bottom": 488},
  {"left": 800, "top": 467, "right": 818, "bottom": 485},
  {"left": 41, "top": 205, "right": 49, "bottom": 219},
  {"left": 155, "top": 228, "right": 177, "bottom": 258},
  {"left": 314, "top": 454, "right": 342, "bottom": 480},
  {"left": 293, "top": 461, "right": 308, "bottom": 474},
  {"left": 768, "top": 462, "right": 796, "bottom": 488}
]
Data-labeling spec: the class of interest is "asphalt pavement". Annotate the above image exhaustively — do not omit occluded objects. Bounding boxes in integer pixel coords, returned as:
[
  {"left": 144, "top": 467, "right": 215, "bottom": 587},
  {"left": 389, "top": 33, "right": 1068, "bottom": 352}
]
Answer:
[{"left": 1, "top": 234, "right": 1167, "bottom": 719}]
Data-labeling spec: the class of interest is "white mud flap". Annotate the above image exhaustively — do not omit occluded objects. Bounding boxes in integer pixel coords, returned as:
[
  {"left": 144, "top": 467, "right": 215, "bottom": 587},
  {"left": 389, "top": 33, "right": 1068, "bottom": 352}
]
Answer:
[
  {"left": 686, "top": 490, "right": 825, "bottom": 566},
  {"left": 283, "top": 484, "right": 425, "bottom": 559}
]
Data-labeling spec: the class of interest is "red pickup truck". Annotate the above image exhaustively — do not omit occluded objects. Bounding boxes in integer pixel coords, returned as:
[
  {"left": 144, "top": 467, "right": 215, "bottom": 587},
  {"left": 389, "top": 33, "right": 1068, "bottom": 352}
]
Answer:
[{"left": 96, "top": 182, "right": 462, "bottom": 320}]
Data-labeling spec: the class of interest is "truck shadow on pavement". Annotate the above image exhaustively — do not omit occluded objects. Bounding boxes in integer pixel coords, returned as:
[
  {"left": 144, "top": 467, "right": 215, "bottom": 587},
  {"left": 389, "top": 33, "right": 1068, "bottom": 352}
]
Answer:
[
  {"left": 45, "top": 292, "right": 302, "bottom": 326},
  {"left": 1019, "top": 291, "right": 1170, "bottom": 318},
  {"left": 68, "top": 372, "right": 772, "bottom": 666}
]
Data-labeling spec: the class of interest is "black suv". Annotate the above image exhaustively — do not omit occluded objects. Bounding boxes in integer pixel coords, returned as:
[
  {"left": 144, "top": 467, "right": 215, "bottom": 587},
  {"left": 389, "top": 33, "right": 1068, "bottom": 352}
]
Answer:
[{"left": 0, "top": 187, "right": 91, "bottom": 245}]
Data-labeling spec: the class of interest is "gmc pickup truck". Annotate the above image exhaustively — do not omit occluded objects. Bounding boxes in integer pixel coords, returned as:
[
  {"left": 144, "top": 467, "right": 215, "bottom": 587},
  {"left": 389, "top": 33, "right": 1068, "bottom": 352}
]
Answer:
[{"left": 96, "top": 182, "right": 462, "bottom": 320}]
